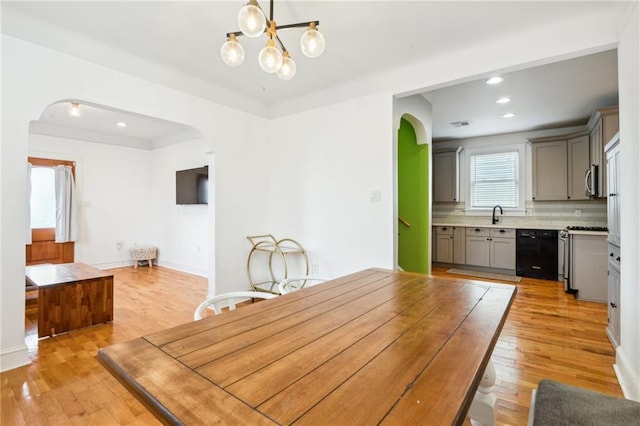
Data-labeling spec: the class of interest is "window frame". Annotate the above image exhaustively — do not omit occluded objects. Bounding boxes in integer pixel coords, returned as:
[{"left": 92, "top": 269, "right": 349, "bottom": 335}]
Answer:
[
  {"left": 463, "top": 144, "right": 526, "bottom": 216},
  {"left": 28, "top": 157, "right": 76, "bottom": 234}
]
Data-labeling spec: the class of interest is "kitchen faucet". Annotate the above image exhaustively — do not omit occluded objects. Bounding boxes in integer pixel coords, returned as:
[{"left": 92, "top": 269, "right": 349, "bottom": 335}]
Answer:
[{"left": 492, "top": 205, "right": 503, "bottom": 224}]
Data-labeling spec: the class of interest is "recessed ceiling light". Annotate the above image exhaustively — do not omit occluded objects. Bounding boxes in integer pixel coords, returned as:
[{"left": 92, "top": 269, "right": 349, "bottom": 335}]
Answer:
[
  {"left": 117, "top": 121, "right": 128, "bottom": 127},
  {"left": 502, "top": 112, "right": 516, "bottom": 118},
  {"left": 69, "top": 102, "right": 80, "bottom": 117},
  {"left": 496, "top": 97, "right": 511, "bottom": 104},
  {"left": 486, "top": 76, "right": 504, "bottom": 85}
]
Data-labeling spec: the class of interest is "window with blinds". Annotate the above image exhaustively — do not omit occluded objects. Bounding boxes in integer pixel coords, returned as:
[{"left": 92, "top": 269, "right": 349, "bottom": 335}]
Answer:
[{"left": 469, "top": 151, "right": 519, "bottom": 208}]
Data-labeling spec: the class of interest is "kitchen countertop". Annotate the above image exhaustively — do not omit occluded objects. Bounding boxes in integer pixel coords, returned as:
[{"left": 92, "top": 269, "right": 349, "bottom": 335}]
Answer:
[
  {"left": 567, "top": 230, "right": 608, "bottom": 236},
  {"left": 432, "top": 223, "right": 567, "bottom": 230}
]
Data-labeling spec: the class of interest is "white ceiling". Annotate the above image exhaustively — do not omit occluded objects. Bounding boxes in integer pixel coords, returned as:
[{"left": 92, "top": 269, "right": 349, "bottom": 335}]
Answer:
[{"left": 1, "top": 1, "right": 621, "bottom": 144}]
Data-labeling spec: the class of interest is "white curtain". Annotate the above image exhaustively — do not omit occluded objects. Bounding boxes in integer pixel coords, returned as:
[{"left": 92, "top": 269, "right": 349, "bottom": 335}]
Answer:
[
  {"left": 26, "top": 162, "right": 33, "bottom": 245},
  {"left": 54, "top": 165, "right": 78, "bottom": 242}
]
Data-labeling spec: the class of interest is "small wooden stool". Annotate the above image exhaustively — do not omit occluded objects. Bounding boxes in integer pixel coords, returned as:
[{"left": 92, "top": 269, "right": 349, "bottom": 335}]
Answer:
[{"left": 130, "top": 246, "right": 158, "bottom": 268}]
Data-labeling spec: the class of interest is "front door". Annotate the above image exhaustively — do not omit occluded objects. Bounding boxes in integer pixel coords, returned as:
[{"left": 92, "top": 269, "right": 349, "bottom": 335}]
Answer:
[{"left": 26, "top": 157, "right": 75, "bottom": 265}]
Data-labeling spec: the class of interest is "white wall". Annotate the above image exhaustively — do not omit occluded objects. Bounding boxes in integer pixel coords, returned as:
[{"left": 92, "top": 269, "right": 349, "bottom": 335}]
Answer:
[
  {"left": 1, "top": 35, "right": 270, "bottom": 371},
  {"left": 29, "top": 134, "right": 153, "bottom": 267},
  {"left": 266, "top": 92, "right": 395, "bottom": 278},
  {"left": 616, "top": 2, "right": 640, "bottom": 401},
  {"left": 150, "top": 139, "right": 210, "bottom": 276}
]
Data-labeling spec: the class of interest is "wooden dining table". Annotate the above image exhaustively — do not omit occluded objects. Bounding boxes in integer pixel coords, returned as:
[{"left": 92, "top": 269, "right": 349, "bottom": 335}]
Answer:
[{"left": 98, "top": 268, "right": 516, "bottom": 425}]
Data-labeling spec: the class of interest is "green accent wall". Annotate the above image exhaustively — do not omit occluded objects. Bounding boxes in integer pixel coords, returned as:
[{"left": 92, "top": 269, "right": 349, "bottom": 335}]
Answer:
[{"left": 398, "top": 118, "right": 430, "bottom": 273}]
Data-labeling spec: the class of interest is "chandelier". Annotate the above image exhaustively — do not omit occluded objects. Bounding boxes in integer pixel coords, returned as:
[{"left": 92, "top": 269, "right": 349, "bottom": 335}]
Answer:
[{"left": 220, "top": 0, "right": 325, "bottom": 80}]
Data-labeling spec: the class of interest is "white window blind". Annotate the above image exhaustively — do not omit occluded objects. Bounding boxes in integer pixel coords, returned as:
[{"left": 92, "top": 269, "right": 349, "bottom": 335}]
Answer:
[{"left": 470, "top": 151, "right": 519, "bottom": 208}]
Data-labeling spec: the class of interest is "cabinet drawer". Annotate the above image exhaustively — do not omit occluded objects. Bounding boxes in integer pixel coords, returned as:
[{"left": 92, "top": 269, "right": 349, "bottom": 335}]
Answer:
[
  {"left": 436, "top": 226, "right": 454, "bottom": 236},
  {"left": 490, "top": 228, "right": 515, "bottom": 239},
  {"left": 466, "top": 227, "right": 490, "bottom": 237}
]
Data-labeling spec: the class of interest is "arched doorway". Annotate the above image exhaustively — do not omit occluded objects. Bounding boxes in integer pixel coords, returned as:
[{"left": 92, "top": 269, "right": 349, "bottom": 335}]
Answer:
[{"left": 397, "top": 117, "right": 430, "bottom": 273}]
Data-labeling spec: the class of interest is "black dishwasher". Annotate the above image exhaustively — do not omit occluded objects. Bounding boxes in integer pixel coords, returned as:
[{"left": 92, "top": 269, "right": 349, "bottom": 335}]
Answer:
[{"left": 516, "top": 229, "right": 558, "bottom": 280}]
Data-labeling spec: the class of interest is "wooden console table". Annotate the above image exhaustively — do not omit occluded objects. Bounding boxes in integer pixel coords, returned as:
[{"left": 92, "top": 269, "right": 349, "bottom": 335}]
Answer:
[{"left": 26, "top": 263, "right": 114, "bottom": 338}]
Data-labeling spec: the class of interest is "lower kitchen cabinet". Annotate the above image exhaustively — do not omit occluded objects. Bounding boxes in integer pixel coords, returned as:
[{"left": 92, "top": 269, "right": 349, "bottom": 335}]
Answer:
[
  {"left": 434, "top": 226, "right": 465, "bottom": 265},
  {"left": 435, "top": 227, "right": 454, "bottom": 263},
  {"left": 435, "top": 226, "right": 465, "bottom": 264},
  {"left": 465, "top": 227, "right": 515, "bottom": 270},
  {"left": 453, "top": 227, "right": 465, "bottom": 264},
  {"left": 607, "top": 243, "right": 621, "bottom": 347}
]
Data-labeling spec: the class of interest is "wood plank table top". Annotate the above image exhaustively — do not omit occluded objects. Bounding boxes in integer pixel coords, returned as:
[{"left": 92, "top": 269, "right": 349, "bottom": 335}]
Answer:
[
  {"left": 98, "top": 268, "right": 516, "bottom": 425},
  {"left": 26, "top": 262, "right": 113, "bottom": 288}
]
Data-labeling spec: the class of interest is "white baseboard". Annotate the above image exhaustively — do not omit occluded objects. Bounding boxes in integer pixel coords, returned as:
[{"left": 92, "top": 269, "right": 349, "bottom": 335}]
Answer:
[
  {"left": 615, "top": 346, "right": 640, "bottom": 401},
  {"left": 91, "top": 260, "right": 208, "bottom": 277},
  {"left": 0, "top": 344, "right": 30, "bottom": 373},
  {"left": 157, "top": 260, "right": 208, "bottom": 277}
]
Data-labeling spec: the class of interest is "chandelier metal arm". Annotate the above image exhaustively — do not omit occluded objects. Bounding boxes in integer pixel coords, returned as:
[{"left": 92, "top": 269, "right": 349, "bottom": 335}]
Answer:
[{"left": 226, "top": 21, "right": 319, "bottom": 39}]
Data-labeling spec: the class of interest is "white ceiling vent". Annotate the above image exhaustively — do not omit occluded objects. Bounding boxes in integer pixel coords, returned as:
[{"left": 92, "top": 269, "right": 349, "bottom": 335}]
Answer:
[{"left": 450, "top": 120, "right": 470, "bottom": 128}]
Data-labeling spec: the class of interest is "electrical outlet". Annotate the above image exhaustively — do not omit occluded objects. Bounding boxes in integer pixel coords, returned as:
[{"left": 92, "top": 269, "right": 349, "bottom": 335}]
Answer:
[
  {"left": 574, "top": 209, "right": 582, "bottom": 217},
  {"left": 116, "top": 241, "right": 123, "bottom": 250}
]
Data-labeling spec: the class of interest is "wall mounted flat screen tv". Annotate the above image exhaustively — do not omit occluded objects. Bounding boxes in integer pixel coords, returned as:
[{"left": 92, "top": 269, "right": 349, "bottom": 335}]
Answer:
[{"left": 176, "top": 166, "right": 208, "bottom": 205}]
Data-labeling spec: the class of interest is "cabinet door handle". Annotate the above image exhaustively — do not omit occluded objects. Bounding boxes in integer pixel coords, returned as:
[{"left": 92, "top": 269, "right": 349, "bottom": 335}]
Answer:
[
  {"left": 616, "top": 257, "right": 620, "bottom": 262},
  {"left": 475, "top": 228, "right": 481, "bottom": 232},
  {"left": 610, "top": 252, "right": 614, "bottom": 257},
  {"left": 499, "top": 229, "right": 506, "bottom": 233},
  {"left": 610, "top": 302, "right": 617, "bottom": 308}
]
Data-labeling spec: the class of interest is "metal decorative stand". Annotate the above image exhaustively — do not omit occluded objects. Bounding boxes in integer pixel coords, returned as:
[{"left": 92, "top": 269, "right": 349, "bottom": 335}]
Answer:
[{"left": 246, "top": 234, "right": 309, "bottom": 294}]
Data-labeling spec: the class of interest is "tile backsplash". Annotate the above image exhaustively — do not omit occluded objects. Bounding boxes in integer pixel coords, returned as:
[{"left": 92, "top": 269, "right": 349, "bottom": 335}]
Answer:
[{"left": 432, "top": 199, "right": 607, "bottom": 229}]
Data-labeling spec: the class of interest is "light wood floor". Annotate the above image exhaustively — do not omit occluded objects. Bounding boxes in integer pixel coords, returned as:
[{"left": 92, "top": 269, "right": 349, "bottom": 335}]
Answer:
[{"left": 1, "top": 266, "right": 621, "bottom": 425}]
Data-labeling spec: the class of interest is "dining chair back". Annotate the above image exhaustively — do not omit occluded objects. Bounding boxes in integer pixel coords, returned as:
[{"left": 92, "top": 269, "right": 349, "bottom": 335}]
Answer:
[
  {"left": 278, "top": 276, "right": 329, "bottom": 294},
  {"left": 194, "top": 291, "right": 277, "bottom": 320}
]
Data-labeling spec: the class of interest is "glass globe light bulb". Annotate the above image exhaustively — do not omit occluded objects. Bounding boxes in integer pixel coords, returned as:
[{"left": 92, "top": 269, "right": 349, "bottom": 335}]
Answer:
[
  {"left": 276, "top": 53, "right": 296, "bottom": 80},
  {"left": 237, "top": 1, "right": 266, "bottom": 38},
  {"left": 259, "top": 39, "right": 283, "bottom": 73},
  {"left": 220, "top": 36, "right": 245, "bottom": 67},
  {"left": 300, "top": 23, "right": 325, "bottom": 58}
]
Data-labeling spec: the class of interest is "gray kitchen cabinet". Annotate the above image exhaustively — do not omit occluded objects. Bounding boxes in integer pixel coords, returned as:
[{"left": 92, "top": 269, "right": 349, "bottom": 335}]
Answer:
[
  {"left": 465, "top": 228, "right": 490, "bottom": 267},
  {"left": 433, "top": 148, "right": 461, "bottom": 203},
  {"left": 607, "top": 244, "right": 620, "bottom": 347},
  {"left": 531, "top": 139, "right": 568, "bottom": 201},
  {"left": 465, "top": 227, "right": 515, "bottom": 270},
  {"left": 435, "top": 226, "right": 454, "bottom": 263},
  {"left": 435, "top": 226, "right": 465, "bottom": 264},
  {"left": 587, "top": 106, "right": 619, "bottom": 198},
  {"left": 605, "top": 132, "right": 620, "bottom": 348},
  {"left": 605, "top": 133, "right": 620, "bottom": 246},
  {"left": 489, "top": 228, "right": 516, "bottom": 270},
  {"left": 567, "top": 134, "right": 590, "bottom": 200},
  {"left": 453, "top": 227, "right": 466, "bottom": 264}
]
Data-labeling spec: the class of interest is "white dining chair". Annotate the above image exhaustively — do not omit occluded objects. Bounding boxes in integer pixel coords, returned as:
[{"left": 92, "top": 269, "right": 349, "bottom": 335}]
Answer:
[
  {"left": 194, "top": 291, "right": 277, "bottom": 320},
  {"left": 278, "top": 276, "right": 329, "bottom": 294}
]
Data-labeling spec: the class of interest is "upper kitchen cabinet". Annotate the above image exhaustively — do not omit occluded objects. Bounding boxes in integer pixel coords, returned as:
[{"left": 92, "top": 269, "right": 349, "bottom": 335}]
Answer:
[
  {"left": 587, "top": 106, "right": 619, "bottom": 199},
  {"left": 529, "top": 106, "right": 618, "bottom": 202},
  {"left": 530, "top": 138, "right": 568, "bottom": 201},
  {"left": 567, "top": 134, "right": 590, "bottom": 200},
  {"left": 433, "top": 147, "right": 462, "bottom": 203}
]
